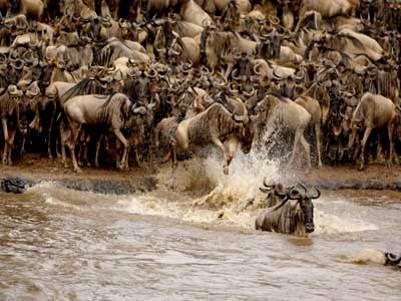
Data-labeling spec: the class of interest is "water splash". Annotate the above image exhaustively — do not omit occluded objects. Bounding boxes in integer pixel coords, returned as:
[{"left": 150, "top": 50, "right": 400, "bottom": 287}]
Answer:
[{"left": 314, "top": 209, "right": 379, "bottom": 235}]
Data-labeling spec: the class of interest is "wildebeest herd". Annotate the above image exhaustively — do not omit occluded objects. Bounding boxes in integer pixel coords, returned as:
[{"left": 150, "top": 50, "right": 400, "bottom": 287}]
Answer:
[
  {"left": 1, "top": 0, "right": 401, "bottom": 175},
  {"left": 2, "top": 1, "right": 401, "bottom": 269}
]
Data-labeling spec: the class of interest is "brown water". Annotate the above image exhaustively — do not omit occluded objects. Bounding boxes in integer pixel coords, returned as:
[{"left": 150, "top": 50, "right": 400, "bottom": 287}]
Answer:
[{"left": 0, "top": 155, "right": 400, "bottom": 301}]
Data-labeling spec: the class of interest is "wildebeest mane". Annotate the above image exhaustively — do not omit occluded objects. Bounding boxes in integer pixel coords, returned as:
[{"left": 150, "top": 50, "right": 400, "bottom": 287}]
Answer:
[
  {"left": 97, "top": 93, "right": 129, "bottom": 125},
  {"left": 60, "top": 78, "right": 94, "bottom": 104},
  {"left": 0, "top": 87, "right": 7, "bottom": 97}
]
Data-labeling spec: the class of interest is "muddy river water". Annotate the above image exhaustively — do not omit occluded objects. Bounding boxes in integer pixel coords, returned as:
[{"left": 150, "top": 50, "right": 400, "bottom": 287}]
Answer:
[{"left": 0, "top": 155, "right": 400, "bottom": 300}]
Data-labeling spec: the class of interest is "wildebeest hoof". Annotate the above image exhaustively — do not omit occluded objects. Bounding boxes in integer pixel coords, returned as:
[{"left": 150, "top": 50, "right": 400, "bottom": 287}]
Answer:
[
  {"left": 74, "top": 167, "right": 83, "bottom": 173},
  {"left": 223, "top": 166, "right": 229, "bottom": 175}
]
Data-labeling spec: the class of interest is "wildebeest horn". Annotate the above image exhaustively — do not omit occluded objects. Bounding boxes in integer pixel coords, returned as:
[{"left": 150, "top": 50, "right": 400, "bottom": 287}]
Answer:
[
  {"left": 307, "top": 187, "right": 321, "bottom": 199},
  {"left": 0, "top": 53, "right": 6, "bottom": 64},
  {"left": 232, "top": 113, "right": 246, "bottom": 123},
  {"left": 243, "top": 87, "right": 256, "bottom": 97},
  {"left": 289, "top": 184, "right": 307, "bottom": 200},
  {"left": 386, "top": 252, "right": 401, "bottom": 264},
  {"left": 11, "top": 59, "right": 24, "bottom": 70},
  {"left": 118, "top": 18, "right": 128, "bottom": 28},
  {"left": 269, "top": 16, "right": 280, "bottom": 25},
  {"left": 272, "top": 69, "right": 283, "bottom": 80},
  {"left": 22, "top": 50, "right": 34, "bottom": 63},
  {"left": 253, "top": 62, "right": 262, "bottom": 76},
  {"left": 294, "top": 70, "right": 305, "bottom": 81},
  {"left": 262, "top": 178, "right": 275, "bottom": 190},
  {"left": 145, "top": 68, "right": 158, "bottom": 78},
  {"left": 201, "top": 66, "right": 211, "bottom": 75},
  {"left": 231, "top": 68, "right": 241, "bottom": 80}
]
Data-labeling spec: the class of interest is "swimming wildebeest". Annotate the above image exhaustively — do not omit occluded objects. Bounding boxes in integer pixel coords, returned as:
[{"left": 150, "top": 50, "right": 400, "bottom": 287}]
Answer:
[{"left": 255, "top": 181, "right": 320, "bottom": 236}]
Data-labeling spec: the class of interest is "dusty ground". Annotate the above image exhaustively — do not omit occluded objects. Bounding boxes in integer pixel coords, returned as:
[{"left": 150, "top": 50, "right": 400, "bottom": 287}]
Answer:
[{"left": 1, "top": 154, "right": 401, "bottom": 192}]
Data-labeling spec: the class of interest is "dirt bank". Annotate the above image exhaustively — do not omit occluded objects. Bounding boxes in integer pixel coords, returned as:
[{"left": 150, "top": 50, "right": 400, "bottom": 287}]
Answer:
[{"left": 1, "top": 154, "right": 401, "bottom": 194}]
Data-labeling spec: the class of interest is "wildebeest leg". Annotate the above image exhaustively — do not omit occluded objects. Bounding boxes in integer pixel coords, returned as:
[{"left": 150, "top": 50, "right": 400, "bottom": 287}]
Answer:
[
  {"left": 388, "top": 121, "right": 395, "bottom": 166},
  {"left": 68, "top": 123, "right": 82, "bottom": 173},
  {"left": 48, "top": 115, "right": 55, "bottom": 160},
  {"left": 20, "top": 137, "right": 26, "bottom": 158},
  {"left": 2, "top": 118, "right": 9, "bottom": 165},
  {"left": 300, "top": 134, "right": 312, "bottom": 171},
  {"left": 95, "top": 134, "right": 104, "bottom": 168},
  {"left": 60, "top": 121, "right": 70, "bottom": 168},
  {"left": 133, "top": 147, "right": 141, "bottom": 168},
  {"left": 211, "top": 136, "right": 229, "bottom": 175},
  {"left": 114, "top": 129, "right": 129, "bottom": 171},
  {"left": 170, "top": 144, "right": 177, "bottom": 169},
  {"left": 287, "top": 129, "right": 301, "bottom": 168},
  {"left": 315, "top": 124, "right": 322, "bottom": 168},
  {"left": 224, "top": 63, "right": 234, "bottom": 81},
  {"left": 226, "top": 137, "right": 240, "bottom": 168},
  {"left": 2, "top": 142, "right": 8, "bottom": 165},
  {"left": 7, "top": 129, "right": 16, "bottom": 165},
  {"left": 359, "top": 127, "right": 372, "bottom": 170}
]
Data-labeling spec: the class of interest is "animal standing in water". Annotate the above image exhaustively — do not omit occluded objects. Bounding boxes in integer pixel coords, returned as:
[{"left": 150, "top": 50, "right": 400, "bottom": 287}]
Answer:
[{"left": 255, "top": 182, "right": 320, "bottom": 237}]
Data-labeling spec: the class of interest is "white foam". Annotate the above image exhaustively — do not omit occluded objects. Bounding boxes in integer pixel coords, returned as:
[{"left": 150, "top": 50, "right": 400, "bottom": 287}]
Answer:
[{"left": 315, "top": 209, "right": 379, "bottom": 235}]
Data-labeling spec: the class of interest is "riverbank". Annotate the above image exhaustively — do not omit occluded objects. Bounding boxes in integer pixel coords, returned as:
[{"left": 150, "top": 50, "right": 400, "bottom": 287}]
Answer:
[{"left": 2, "top": 154, "right": 401, "bottom": 194}]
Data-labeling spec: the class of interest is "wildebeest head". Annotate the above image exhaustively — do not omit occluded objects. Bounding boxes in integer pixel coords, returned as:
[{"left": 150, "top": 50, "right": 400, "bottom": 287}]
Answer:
[
  {"left": 288, "top": 184, "right": 319, "bottom": 234},
  {"left": 259, "top": 180, "right": 287, "bottom": 208},
  {"left": 240, "top": 120, "right": 255, "bottom": 154}
]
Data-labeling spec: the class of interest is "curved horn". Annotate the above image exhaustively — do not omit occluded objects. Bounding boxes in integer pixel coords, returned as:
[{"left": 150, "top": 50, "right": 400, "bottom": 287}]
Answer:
[
  {"left": 243, "top": 87, "right": 256, "bottom": 97},
  {"left": 145, "top": 68, "right": 158, "bottom": 78},
  {"left": 231, "top": 68, "right": 241, "bottom": 80},
  {"left": 201, "top": 65, "right": 211, "bottom": 75},
  {"left": 307, "top": 187, "right": 321, "bottom": 199},
  {"left": 232, "top": 113, "right": 246, "bottom": 123},
  {"left": 289, "top": 184, "right": 307, "bottom": 200},
  {"left": 118, "top": 18, "right": 128, "bottom": 28},
  {"left": 11, "top": 59, "right": 24, "bottom": 70},
  {"left": 272, "top": 69, "right": 283, "bottom": 80},
  {"left": 294, "top": 69, "right": 305, "bottom": 81},
  {"left": 386, "top": 253, "right": 401, "bottom": 264},
  {"left": 253, "top": 62, "right": 263, "bottom": 76},
  {"left": 262, "top": 178, "right": 275, "bottom": 190},
  {"left": 269, "top": 16, "right": 280, "bottom": 26},
  {"left": 22, "top": 50, "right": 34, "bottom": 63}
]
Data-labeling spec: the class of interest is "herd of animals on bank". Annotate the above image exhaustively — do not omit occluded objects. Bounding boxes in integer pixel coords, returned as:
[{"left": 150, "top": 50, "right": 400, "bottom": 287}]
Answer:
[
  {"left": 0, "top": 0, "right": 401, "bottom": 175},
  {"left": 0, "top": 0, "right": 401, "bottom": 269}
]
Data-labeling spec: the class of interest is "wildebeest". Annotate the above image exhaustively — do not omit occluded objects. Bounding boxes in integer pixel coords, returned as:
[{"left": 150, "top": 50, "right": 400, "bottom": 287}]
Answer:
[
  {"left": 253, "top": 94, "right": 312, "bottom": 171},
  {"left": 63, "top": 93, "right": 147, "bottom": 172},
  {"left": 354, "top": 249, "right": 401, "bottom": 270},
  {"left": 173, "top": 99, "right": 253, "bottom": 175},
  {"left": 255, "top": 183, "right": 320, "bottom": 236},
  {"left": 295, "top": 95, "right": 323, "bottom": 168},
  {"left": 0, "top": 85, "right": 24, "bottom": 165},
  {"left": 348, "top": 92, "right": 396, "bottom": 170}
]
